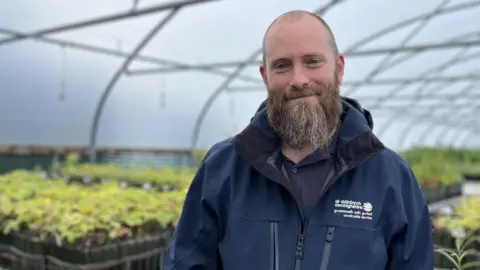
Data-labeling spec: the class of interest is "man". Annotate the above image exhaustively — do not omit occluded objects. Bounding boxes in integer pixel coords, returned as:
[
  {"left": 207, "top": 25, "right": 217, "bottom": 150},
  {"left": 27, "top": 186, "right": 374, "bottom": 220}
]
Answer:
[{"left": 162, "top": 10, "right": 434, "bottom": 270}]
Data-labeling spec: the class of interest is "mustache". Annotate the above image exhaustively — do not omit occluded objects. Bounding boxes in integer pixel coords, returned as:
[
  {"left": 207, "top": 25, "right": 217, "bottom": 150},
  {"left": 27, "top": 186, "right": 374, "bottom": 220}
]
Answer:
[{"left": 284, "top": 86, "right": 321, "bottom": 100}]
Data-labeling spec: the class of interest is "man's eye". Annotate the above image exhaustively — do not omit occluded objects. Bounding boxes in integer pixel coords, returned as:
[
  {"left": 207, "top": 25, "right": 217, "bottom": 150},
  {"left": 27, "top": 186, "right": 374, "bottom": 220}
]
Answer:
[
  {"left": 274, "top": 63, "right": 289, "bottom": 70},
  {"left": 307, "top": 59, "right": 323, "bottom": 66}
]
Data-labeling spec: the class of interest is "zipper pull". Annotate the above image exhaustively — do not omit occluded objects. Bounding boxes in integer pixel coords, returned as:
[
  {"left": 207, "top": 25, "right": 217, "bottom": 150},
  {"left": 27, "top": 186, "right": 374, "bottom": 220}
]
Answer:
[
  {"left": 325, "top": 226, "right": 335, "bottom": 242},
  {"left": 294, "top": 233, "right": 305, "bottom": 270},
  {"left": 295, "top": 234, "right": 305, "bottom": 259}
]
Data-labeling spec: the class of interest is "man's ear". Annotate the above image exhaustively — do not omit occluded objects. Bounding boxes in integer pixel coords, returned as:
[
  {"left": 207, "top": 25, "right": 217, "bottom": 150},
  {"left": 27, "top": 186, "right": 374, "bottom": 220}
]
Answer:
[
  {"left": 259, "top": 64, "right": 269, "bottom": 88},
  {"left": 336, "top": 54, "right": 345, "bottom": 84}
]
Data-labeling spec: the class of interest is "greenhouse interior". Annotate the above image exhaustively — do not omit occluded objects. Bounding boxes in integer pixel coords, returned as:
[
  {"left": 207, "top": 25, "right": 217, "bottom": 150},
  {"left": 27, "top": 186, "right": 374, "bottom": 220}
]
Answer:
[{"left": 0, "top": 0, "right": 479, "bottom": 269}]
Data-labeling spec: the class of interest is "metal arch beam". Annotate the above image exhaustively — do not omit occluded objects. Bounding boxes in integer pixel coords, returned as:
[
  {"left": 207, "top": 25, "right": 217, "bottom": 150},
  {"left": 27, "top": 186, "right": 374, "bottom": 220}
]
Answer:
[
  {"left": 403, "top": 78, "right": 480, "bottom": 145},
  {"left": 434, "top": 125, "right": 457, "bottom": 147},
  {"left": 443, "top": 126, "right": 464, "bottom": 146},
  {"left": 378, "top": 105, "right": 480, "bottom": 147},
  {"left": 379, "top": 70, "right": 478, "bottom": 139},
  {"left": 373, "top": 102, "right": 475, "bottom": 112},
  {"left": 454, "top": 130, "right": 473, "bottom": 148},
  {"left": 343, "top": 0, "right": 451, "bottom": 96},
  {"left": 0, "top": 28, "right": 260, "bottom": 83},
  {"left": 396, "top": 105, "right": 475, "bottom": 149},
  {"left": 437, "top": 125, "right": 480, "bottom": 147},
  {"left": 461, "top": 129, "right": 480, "bottom": 148},
  {"left": 435, "top": 99, "right": 480, "bottom": 142},
  {"left": 434, "top": 127, "right": 451, "bottom": 147},
  {"left": 461, "top": 130, "right": 475, "bottom": 148},
  {"left": 0, "top": 0, "right": 217, "bottom": 46},
  {"left": 226, "top": 74, "right": 480, "bottom": 92},
  {"left": 398, "top": 119, "right": 420, "bottom": 149},
  {"left": 124, "top": 39, "right": 480, "bottom": 72},
  {"left": 376, "top": 80, "right": 479, "bottom": 138},
  {"left": 348, "top": 30, "right": 480, "bottom": 137},
  {"left": 88, "top": 9, "right": 180, "bottom": 162},
  {"left": 375, "top": 76, "right": 476, "bottom": 137},
  {"left": 410, "top": 105, "right": 476, "bottom": 147},
  {"left": 189, "top": 50, "right": 261, "bottom": 151},
  {"left": 373, "top": 48, "right": 480, "bottom": 137},
  {"left": 189, "top": 0, "right": 347, "bottom": 150},
  {"left": 128, "top": 0, "right": 480, "bottom": 74},
  {"left": 356, "top": 39, "right": 480, "bottom": 110},
  {"left": 393, "top": 112, "right": 478, "bottom": 130},
  {"left": 437, "top": 122, "right": 465, "bottom": 145},
  {"left": 342, "top": 0, "right": 480, "bottom": 53},
  {"left": 226, "top": 29, "right": 480, "bottom": 94},
  {"left": 417, "top": 124, "right": 443, "bottom": 146},
  {"left": 342, "top": 28, "right": 480, "bottom": 94},
  {"left": 416, "top": 118, "right": 477, "bottom": 146},
  {"left": 448, "top": 122, "right": 478, "bottom": 146}
]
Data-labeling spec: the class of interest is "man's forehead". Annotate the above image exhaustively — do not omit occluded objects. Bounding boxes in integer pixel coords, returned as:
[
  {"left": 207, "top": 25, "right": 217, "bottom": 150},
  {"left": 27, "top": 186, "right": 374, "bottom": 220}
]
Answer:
[{"left": 265, "top": 12, "right": 329, "bottom": 45}]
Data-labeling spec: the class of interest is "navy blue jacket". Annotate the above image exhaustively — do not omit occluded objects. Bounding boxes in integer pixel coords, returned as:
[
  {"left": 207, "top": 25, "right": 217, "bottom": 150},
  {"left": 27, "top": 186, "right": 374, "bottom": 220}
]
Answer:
[{"left": 162, "top": 98, "right": 434, "bottom": 270}]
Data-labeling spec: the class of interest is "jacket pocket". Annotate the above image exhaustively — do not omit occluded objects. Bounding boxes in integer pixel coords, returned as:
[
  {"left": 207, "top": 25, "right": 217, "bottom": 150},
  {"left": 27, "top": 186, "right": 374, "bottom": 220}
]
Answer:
[
  {"left": 306, "top": 225, "right": 386, "bottom": 270},
  {"left": 322, "top": 226, "right": 386, "bottom": 270},
  {"left": 220, "top": 216, "right": 286, "bottom": 270}
]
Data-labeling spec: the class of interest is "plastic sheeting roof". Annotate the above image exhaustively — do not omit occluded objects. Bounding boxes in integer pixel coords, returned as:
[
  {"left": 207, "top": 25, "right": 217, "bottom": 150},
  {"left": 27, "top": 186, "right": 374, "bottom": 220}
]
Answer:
[{"left": 0, "top": 0, "right": 479, "bottom": 155}]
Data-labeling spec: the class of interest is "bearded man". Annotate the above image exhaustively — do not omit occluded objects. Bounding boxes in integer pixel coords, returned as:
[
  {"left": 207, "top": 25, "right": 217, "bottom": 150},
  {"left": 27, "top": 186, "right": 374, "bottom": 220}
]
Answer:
[{"left": 162, "top": 10, "right": 434, "bottom": 270}]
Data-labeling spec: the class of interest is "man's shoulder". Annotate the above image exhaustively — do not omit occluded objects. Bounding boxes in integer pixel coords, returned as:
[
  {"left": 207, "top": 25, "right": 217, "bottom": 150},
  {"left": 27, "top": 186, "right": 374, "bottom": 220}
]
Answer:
[
  {"left": 201, "top": 138, "right": 239, "bottom": 169},
  {"left": 365, "top": 147, "right": 422, "bottom": 193},
  {"left": 368, "top": 146, "right": 412, "bottom": 172}
]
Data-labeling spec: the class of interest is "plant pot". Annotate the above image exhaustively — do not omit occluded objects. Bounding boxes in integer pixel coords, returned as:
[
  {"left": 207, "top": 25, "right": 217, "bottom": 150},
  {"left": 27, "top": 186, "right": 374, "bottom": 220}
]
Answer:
[
  {"left": 0, "top": 233, "right": 13, "bottom": 269},
  {"left": 432, "top": 230, "right": 457, "bottom": 269},
  {"left": 422, "top": 187, "right": 446, "bottom": 204},
  {"left": 11, "top": 233, "right": 47, "bottom": 270},
  {"left": 47, "top": 242, "right": 121, "bottom": 270},
  {"left": 445, "top": 183, "right": 462, "bottom": 198},
  {"left": 119, "top": 232, "right": 171, "bottom": 270},
  {"left": 463, "top": 173, "right": 480, "bottom": 182},
  {"left": 66, "top": 175, "right": 103, "bottom": 186},
  {"left": 46, "top": 232, "right": 172, "bottom": 270}
]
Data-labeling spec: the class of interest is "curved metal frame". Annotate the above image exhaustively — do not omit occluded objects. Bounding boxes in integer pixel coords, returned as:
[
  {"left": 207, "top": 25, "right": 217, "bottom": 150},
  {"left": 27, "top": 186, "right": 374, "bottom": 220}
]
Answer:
[
  {"left": 374, "top": 29, "right": 480, "bottom": 137},
  {"left": 0, "top": 0, "right": 479, "bottom": 152},
  {"left": 342, "top": 0, "right": 452, "bottom": 96},
  {"left": 376, "top": 54, "right": 480, "bottom": 137},
  {"left": 88, "top": 9, "right": 181, "bottom": 161}
]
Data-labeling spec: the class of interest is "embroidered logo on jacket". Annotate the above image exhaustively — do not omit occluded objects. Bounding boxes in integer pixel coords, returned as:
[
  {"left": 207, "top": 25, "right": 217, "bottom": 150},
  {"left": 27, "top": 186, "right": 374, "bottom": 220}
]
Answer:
[{"left": 333, "top": 199, "right": 373, "bottom": 220}]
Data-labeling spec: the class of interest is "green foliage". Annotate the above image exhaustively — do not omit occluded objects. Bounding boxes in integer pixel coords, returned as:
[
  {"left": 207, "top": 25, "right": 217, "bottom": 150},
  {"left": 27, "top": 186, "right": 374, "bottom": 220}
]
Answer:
[
  {"left": 434, "top": 231, "right": 480, "bottom": 270},
  {"left": 0, "top": 170, "right": 187, "bottom": 247},
  {"left": 58, "top": 153, "right": 195, "bottom": 190},
  {"left": 437, "top": 196, "right": 480, "bottom": 232},
  {"left": 401, "top": 147, "right": 480, "bottom": 165},
  {"left": 400, "top": 147, "right": 480, "bottom": 187},
  {"left": 434, "top": 196, "right": 480, "bottom": 269},
  {"left": 191, "top": 148, "right": 208, "bottom": 167},
  {"left": 410, "top": 158, "right": 463, "bottom": 187}
]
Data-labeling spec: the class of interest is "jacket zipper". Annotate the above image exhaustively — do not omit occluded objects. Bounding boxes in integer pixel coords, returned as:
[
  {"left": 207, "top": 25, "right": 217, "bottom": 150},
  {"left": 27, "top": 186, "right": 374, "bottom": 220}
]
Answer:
[
  {"left": 292, "top": 154, "right": 376, "bottom": 270},
  {"left": 294, "top": 223, "right": 306, "bottom": 270},
  {"left": 319, "top": 226, "right": 336, "bottom": 270},
  {"left": 270, "top": 222, "right": 279, "bottom": 270}
]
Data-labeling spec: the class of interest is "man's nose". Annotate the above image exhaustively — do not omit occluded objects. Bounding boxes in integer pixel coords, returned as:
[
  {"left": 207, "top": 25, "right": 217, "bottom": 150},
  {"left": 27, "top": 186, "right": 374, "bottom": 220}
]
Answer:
[{"left": 290, "top": 67, "right": 309, "bottom": 88}]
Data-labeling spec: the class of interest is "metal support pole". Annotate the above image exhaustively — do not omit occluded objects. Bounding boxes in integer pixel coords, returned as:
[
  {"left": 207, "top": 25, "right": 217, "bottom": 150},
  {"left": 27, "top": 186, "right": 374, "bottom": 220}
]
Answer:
[
  {"left": 128, "top": 39, "right": 480, "bottom": 73},
  {"left": 88, "top": 9, "right": 180, "bottom": 162},
  {"left": 0, "top": 0, "right": 218, "bottom": 46}
]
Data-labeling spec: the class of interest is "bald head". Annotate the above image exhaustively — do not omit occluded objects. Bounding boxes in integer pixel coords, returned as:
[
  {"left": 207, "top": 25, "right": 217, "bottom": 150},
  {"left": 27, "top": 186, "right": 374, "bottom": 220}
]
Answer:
[{"left": 262, "top": 10, "right": 339, "bottom": 65}]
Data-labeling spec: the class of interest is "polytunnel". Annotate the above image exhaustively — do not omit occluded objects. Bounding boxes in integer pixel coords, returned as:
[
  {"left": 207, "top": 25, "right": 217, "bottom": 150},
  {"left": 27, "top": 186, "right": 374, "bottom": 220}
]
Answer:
[
  {"left": 0, "top": 0, "right": 479, "bottom": 162},
  {"left": 1, "top": 1, "right": 480, "bottom": 270}
]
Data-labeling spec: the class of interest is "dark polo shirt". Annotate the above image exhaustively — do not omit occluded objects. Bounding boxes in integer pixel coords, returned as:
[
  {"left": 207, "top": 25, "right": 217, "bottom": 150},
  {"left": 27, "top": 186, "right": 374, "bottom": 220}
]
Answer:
[{"left": 279, "top": 129, "right": 340, "bottom": 218}]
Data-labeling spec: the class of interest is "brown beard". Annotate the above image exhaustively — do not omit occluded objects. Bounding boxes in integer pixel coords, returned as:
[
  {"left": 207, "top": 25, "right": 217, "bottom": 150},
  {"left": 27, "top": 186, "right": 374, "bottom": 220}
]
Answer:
[{"left": 266, "top": 74, "right": 342, "bottom": 150}]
